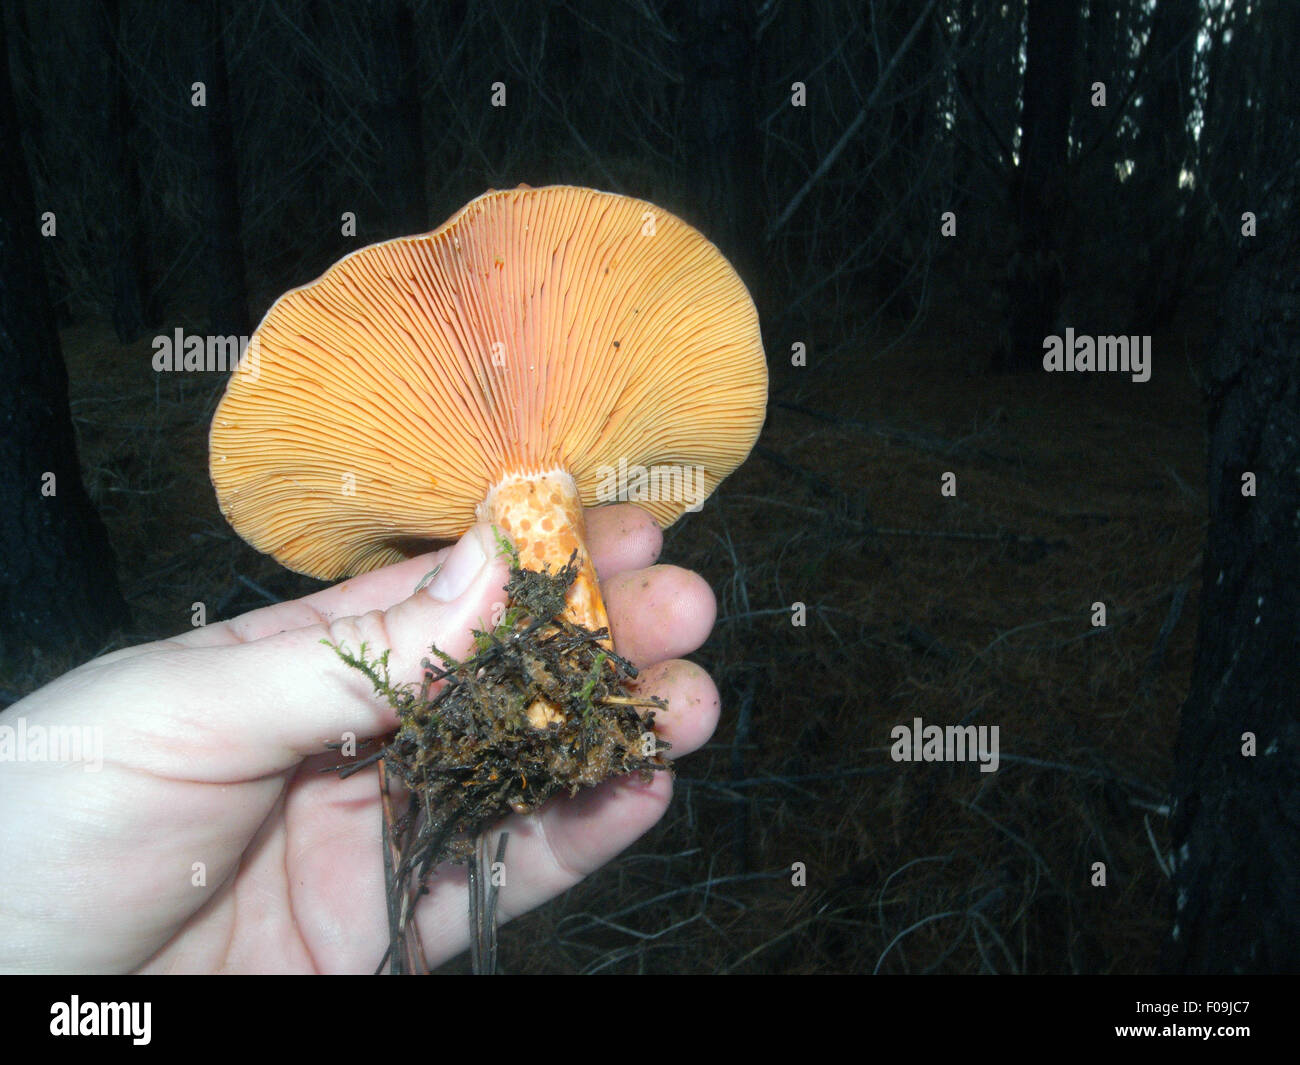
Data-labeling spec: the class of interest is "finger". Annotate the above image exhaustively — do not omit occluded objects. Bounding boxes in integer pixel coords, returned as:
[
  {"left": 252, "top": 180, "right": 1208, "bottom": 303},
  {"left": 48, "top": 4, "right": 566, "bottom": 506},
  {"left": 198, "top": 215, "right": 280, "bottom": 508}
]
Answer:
[
  {"left": 197, "top": 501, "right": 666, "bottom": 650},
  {"left": 405, "top": 657, "right": 719, "bottom": 960},
  {"left": 113, "top": 542, "right": 486, "bottom": 657},
  {"left": 278, "top": 762, "right": 394, "bottom": 972},
  {"left": 240, "top": 654, "right": 723, "bottom": 972},
  {"left": 85, "top": 525, "right": 512, "bottom": 780},
  {"left": 484, "top": 661, "right": 721, "bottom": 912},
  {"left": 603, "top": 565, "right": 717, "bottom": 669},
  {"left": 410, "top": 770, "right": 673, "bottom": 960},
  {"left": 111, "top": 503, "right": 656, "bottom": 657},
  {"left": 584, "top": 504, "right": 662, "bottom": 580},
  {"left": 173, "top": 552, "right": 455, "bottom": 648},
  {"left": 627, "top": 659, "right": 721, "bottom": 757},
  {"left": 495, "top": 771, "right": 674, "bottom": 923}
]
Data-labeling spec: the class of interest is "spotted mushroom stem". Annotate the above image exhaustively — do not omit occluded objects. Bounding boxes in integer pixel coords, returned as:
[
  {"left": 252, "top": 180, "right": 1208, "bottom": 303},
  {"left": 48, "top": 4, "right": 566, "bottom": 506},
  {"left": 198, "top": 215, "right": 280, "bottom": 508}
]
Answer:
[{"left": 477, "top": 470, "right": 611, "bottom": 728}]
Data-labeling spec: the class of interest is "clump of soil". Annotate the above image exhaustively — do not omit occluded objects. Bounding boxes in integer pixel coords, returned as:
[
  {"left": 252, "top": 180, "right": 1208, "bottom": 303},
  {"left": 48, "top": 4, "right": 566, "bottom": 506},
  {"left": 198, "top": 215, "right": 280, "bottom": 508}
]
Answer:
[{"left": 324, "top": 543, "right": 670, "bottom": 964}]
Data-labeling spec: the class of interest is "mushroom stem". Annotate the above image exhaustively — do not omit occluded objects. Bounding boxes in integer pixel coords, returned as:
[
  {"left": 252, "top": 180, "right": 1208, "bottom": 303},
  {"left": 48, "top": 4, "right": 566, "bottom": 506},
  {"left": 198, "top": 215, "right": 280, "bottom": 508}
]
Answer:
[{"left": 477, "top": 470, "right": 610, "bottom": 728}]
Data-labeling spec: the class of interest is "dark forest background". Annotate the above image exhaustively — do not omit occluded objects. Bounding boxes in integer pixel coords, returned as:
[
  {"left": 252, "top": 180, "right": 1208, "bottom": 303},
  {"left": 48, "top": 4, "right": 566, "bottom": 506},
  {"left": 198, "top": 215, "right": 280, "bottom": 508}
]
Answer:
[{"left": 2, "top": 0, "right": 1297, "bottom": 974}]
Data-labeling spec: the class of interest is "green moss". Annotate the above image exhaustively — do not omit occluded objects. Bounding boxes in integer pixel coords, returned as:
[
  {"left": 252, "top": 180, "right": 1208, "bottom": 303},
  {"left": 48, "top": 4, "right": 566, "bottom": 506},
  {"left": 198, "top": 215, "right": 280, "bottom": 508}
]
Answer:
[{"left": 322, "top": 552, "right": 670, "bottom": 898}]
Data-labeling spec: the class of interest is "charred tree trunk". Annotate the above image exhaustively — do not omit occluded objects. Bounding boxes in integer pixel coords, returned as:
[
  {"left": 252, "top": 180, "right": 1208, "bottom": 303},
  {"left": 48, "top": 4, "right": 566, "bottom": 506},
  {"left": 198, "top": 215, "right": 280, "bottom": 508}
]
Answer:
[
  {"left": 1129, "top": 0, "right": 1198, "bottom": 333},
  {"left": 97, "top": 0, "right": 153, "bottom": 342},
  {"left": 371, "top": 0, "right": 427, "bottom": 238},
  {"left": 6, "top": 0, "right": 73, "bottom": 326},
  {"left": 193, "top": 0, "right": 249, "bottom": 338},
  {"left": 877, "top": 7, "right": 937, "bottom": 319},
  {"left": 679, "top": 0, "right": 766, "bottom": 315},
  {"left": 999, "top": 0, "right": 1078, "bottom": 372},
  {"left": 0, "top": 14, "right": 128, "bottom": 662},
  {"left": 1163, "top": 179, "right": 1300, "bottom": 973}
]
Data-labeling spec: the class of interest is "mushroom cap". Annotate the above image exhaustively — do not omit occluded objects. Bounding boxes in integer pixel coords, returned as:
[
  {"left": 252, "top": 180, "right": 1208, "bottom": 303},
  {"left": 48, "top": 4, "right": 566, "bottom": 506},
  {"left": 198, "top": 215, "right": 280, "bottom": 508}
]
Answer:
[{"left": 210, "top": 185, "right": 768, "bottom": 579}]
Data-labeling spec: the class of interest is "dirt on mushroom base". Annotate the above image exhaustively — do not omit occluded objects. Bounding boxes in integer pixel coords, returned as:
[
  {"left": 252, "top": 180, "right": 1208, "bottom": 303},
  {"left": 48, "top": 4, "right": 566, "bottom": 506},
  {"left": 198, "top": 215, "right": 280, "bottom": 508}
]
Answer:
[{"left": 323, "top": 542, "right": 670, "bottom": 950}]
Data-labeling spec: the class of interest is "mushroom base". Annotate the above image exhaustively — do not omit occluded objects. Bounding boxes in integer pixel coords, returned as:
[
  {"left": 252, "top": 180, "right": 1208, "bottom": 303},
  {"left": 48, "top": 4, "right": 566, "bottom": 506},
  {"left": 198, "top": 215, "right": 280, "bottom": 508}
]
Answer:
[
  {"left": 325, "top": 551, "right": 670, "bottom": 962},
  {"left": 477, "top": 468, "right": 609, "bottom": 640}
]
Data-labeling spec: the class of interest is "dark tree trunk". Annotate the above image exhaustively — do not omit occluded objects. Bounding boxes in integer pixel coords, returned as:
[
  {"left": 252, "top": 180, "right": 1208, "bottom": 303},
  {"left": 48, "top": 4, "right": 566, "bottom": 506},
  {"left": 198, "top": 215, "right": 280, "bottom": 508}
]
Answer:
[
  {"left": 1129, "top": 0, "right": 1199, "bottom": 333},
  {"left": 97, "top": 0, "right": 153, "bottom": 342},
  {"left": 999, "top": 0, "right": 1078, "bottom": 372},
  {"left": 0, "top": 13, "right": 128, "bottom": 662},
  {"left": 1199, "top": 1, "right": 1245, "bottom": 199},
  {"left": 194, "top": 0, "right": 249, "bottom": 338},
  {"left": 679, "top": 0, "right": 766, "bottom": 314},
  {"left": 1163, "top": 176, "right": 1300, "bottom": 973},
  {"left": 370, "top": 0, "right": 427, "bottom": 238},
  {"left": 6, "top": 0, "right": 73, "bottom": 326},
  {"left": 1204, "top": 2, "right": 1299, "bottom": 235},
  {"left": 949, "top": 0, "right": 980, "bottom": 215},
  {"left": 876, "top": 5, "right": 937, "bottom": 319}
]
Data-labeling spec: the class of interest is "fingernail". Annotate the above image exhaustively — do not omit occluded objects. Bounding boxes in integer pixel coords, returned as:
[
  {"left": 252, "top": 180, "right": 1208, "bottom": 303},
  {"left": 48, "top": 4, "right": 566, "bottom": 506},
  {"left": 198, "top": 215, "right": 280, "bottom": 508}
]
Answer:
[{"left": 427, "top": 527, "right": 489, "bottom": 601}]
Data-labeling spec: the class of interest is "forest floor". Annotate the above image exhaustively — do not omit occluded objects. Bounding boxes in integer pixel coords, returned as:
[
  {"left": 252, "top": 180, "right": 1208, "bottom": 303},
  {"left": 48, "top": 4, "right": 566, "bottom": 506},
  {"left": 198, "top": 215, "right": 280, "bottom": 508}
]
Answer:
[{"left": 23, "top": 287, "right": 1212, "bottom": 973}]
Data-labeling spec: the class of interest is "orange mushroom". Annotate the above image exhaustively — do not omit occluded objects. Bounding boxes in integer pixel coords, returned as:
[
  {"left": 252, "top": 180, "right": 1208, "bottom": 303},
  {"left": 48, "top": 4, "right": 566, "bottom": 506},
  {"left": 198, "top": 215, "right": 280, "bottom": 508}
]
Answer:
[{"left": 210, "top": 185, "right": 767, "bottom": 723}]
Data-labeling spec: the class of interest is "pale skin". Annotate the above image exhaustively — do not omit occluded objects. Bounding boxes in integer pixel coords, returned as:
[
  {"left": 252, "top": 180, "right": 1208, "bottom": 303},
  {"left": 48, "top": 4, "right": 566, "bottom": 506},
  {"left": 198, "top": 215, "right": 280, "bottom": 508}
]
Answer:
[{"left": 0, "top": 503, "right": 720, "bottom": 973}]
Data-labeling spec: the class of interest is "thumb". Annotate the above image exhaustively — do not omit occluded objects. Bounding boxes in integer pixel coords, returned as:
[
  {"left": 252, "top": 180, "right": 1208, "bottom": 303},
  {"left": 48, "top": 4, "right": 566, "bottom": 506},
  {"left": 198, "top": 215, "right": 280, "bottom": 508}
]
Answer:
[{"left": 104, "top": 524, "right": 512, "bottom": 780}]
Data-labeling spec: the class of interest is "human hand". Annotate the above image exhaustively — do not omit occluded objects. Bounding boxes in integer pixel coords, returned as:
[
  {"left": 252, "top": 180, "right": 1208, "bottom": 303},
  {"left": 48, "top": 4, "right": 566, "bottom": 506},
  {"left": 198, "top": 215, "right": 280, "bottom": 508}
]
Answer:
[{"left": 0, "top": 504, "right": 719, "bottom": 973}]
